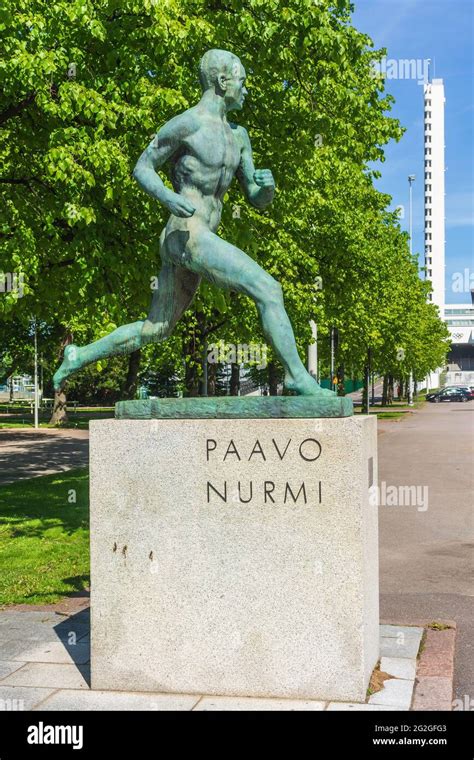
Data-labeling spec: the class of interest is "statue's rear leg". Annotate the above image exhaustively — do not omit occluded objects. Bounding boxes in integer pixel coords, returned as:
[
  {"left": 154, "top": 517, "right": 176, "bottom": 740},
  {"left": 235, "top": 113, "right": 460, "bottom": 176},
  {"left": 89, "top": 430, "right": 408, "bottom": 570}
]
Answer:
[{"left": 180, "top": 228, "right": 334, "bottom": 397}]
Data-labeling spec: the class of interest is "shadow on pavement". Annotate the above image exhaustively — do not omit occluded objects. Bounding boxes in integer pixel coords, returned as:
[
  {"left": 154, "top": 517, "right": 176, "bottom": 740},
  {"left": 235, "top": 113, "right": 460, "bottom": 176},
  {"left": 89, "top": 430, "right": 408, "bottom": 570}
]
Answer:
[
  {"left": 0, "top": 430, "right": 89, "bottom": 485},
  {"left": 53, "top": 607, "right": 91, "bottom": 686}
]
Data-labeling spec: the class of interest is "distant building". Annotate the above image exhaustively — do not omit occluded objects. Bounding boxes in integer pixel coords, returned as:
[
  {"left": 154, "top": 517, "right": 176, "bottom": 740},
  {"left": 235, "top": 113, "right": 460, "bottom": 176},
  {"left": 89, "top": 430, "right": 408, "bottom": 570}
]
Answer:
[
  {"left": 423, "top": 78, "right": 445, "bottom": 318},
  {"left": 422, "top": 78, "right": 473, "bottom": 387},
  {"left": 423, "top": 78, "right": 448, "bottom": 389},
  {"left": 444, "top": 292, "right": 474, "bottom": 386},
  {"left": 0, "top": 374, "right": 35, "bottom": 401}
]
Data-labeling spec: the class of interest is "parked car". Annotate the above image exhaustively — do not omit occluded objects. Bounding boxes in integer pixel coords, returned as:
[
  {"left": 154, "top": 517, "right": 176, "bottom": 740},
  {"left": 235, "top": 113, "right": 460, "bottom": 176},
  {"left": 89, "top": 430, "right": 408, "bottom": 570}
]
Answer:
[
  {"left": 443, "top": 384, "right": 474, "bottom": 399},
  {"left": 427, "top": 388, "right": 471, "bottom": 403}
]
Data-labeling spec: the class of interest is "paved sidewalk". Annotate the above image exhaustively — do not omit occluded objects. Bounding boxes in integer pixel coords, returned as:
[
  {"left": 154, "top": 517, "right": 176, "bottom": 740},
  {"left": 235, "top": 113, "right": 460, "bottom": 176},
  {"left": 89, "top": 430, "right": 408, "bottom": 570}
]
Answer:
[
  {"left": 377, "top": 402, "right": 474, "bottom": 701},
  {"left": 0, "top": 607, "right": 455, "bottom": 711},
  {"left": 0, "top": 429, "right": 89, "bottom": 485}
]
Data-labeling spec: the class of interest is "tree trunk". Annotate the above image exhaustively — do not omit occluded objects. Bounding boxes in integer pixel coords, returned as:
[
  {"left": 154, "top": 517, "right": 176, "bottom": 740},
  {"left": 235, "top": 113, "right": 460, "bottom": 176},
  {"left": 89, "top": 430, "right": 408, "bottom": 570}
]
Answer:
[
  {"left": 361, "top": 368, "right": 368, "bottom": 414},
  {"left": 122, "top": 349, "right": 141, "bottom": 400},
  {"left": 336, "top": 365, "right": 345, "bottom": 396},
  {"left": 382, "top": 374, "right": 388, "bottom": 406},
  {"left": 184, "top": 356, "right": 200, "bottom": 396},
  {"left": 230, "top": 362, "right": 240, "bottom": 396},
  {"left": 49, "top": 331, "right": 73, "bottom": 424},
  {"left": 388, "top": 375, "right": 394, "bottom": 405},
  {"left": 361, "top": 347, "right": 371, "bottom": 413},
  {"left": 49, "top": 389, "right": 68, "bottom": 425},
  {"left": 207, "top": 361, "right": 216, "bottom": 397},
  {"left": 183, "top": 333, "right": 200, "bottom": 397},
  {"left": 182, "top": 314, "right": 203, "bottom": 397},
  {"left": 268, "top": 361, "right": 279, "bottom": 396}
]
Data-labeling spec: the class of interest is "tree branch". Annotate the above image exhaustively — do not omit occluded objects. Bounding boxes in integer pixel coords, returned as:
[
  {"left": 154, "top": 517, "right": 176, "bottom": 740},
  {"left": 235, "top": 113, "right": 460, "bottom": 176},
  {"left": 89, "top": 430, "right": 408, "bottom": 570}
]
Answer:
[
  {"left": 0, "top": 176, "right": 57, "bottom": 194},
  {"left": 203, "top": 318, "right": 228, "bottom": 338},
  {"left": 0, "top": 93, "right": 36, "bottom": 126}
]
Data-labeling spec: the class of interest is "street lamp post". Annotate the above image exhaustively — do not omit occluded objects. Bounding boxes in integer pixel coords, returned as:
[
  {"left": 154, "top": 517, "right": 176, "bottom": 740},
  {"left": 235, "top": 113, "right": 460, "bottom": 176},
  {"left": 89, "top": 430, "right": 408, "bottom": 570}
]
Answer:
[
  {"left": 33, "top": 323, "right": 39, "bottom": 429},
  {"left": 308, "top": 278, "right": 321, "bottom": 382},
  {"left": 408, "top": 175, "right": 416, "bottom": 407},
  {"left": 408, "top": 175, "right": 415, "bottom": 254},
  {"left": 307, "top": 320, "right": 318, "bottom": 381},
  {"left": 330, "top": 327, "right": 335, "bottom": 389},
  {"left": 366, "top": 346, "right": 371, "bottom": 415},
  {"left": 201, "top": 342, "right": 208, "bottom": 397}
]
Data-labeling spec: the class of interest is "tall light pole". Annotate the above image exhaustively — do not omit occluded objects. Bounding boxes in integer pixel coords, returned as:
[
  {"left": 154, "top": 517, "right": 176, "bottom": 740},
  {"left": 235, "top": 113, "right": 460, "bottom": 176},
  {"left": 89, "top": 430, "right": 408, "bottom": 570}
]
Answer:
[
  {"left": 201, "top": 342, "right": 208, "bottom": 397},
  {"left": 366, "top": 347, "right": 371, "bottom": 415},
  {"left": 33, "top": 323, "right": 39, "bottom": 429},
  {"left": 308, "top": 278, "right": 321, "bottom": 382},
  {"left": 408, "top": 175, "right": 415, "bottom": 406},
  {"left": 330, "top": 327, "right": 335, "bottom": 389},
  {"left": 307, "top": 320, "right": 318, "bottom": 381},
  {"left": 408, "top": 175, "right": 415, "bottom": 254}
]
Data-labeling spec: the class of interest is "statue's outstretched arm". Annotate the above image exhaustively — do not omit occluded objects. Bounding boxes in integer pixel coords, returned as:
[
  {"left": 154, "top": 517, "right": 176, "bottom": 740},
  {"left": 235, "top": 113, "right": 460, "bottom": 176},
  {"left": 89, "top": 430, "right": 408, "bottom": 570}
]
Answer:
[
  {"left": 133, "top": 113, "right": 197, "bottom": 218},
  {"left": 235, "top": 126, "right": 275, "bottom": 210}
]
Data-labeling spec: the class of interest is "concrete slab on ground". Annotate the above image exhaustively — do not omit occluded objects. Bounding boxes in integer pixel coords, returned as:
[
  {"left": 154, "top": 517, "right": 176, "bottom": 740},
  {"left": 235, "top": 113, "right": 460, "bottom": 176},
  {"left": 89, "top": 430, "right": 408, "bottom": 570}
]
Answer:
[{"left": 0, "top": 612, "right": 454, "bottom": 711}]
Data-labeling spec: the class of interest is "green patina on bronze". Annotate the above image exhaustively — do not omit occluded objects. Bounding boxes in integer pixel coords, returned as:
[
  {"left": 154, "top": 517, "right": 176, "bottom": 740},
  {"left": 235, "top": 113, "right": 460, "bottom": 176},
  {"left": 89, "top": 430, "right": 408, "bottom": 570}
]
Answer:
[
  {"left": 116, "top": 395, "right": 353, "bottom": 419},
  {"left": 54, "top": 49, "right": 352, "bottom": 417}
]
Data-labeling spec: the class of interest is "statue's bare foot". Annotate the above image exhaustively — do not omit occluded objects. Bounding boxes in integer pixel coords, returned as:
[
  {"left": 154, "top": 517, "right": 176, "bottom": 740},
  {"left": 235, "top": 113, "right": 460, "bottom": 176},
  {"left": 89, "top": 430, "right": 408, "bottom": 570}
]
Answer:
[
  {"left": 285, "top": 371, "right": 337, "bottom": 397},
  {"left": 53, "top": 344, "right": 82, "bottom": 390}
]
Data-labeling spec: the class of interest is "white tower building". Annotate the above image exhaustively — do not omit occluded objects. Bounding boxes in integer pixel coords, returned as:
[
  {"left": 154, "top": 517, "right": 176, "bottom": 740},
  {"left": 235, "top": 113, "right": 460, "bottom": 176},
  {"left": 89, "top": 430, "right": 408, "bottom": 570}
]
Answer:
[{"left": 423, "top": 78, "right": 445, "bottom": 319}]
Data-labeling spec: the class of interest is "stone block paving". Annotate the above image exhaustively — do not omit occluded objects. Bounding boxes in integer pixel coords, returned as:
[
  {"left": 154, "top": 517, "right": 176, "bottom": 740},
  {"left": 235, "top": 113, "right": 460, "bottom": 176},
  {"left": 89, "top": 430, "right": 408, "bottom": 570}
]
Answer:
[{"left": 0, "top": 608, "right": 455, "bottom": 711}]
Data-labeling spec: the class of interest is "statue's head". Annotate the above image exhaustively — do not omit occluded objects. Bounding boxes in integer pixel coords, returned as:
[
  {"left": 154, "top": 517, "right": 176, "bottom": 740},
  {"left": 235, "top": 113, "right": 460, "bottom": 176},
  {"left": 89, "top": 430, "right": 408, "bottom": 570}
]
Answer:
[{"left": 198, "top": 49, "right": 247, "bottom": 111}]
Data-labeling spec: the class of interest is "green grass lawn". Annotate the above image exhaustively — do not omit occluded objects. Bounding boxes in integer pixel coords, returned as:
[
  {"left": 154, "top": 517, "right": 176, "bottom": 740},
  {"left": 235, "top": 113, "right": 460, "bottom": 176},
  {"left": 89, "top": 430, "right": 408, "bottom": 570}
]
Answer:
[
  {"left": 371, "top": 411, "right": 409, "bottom": 419},
  {"left": 0, "top": 469, "right": 90, "bottom": 607},
  {"left": 353, "top": 394, "right": 427, "bottom": 420},
  {"left": 354, "top": 408, "right": 414, "bottom": 420},
  {"left": 0, "top": 409, "right": 114, "bottom": 430}
]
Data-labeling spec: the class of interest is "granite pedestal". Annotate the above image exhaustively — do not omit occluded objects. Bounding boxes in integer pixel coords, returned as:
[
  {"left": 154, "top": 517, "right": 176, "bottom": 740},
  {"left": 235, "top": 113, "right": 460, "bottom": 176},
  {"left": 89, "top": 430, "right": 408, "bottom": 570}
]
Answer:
[{"left": 90, "top": 413, "right": 378, "bottom": 701}]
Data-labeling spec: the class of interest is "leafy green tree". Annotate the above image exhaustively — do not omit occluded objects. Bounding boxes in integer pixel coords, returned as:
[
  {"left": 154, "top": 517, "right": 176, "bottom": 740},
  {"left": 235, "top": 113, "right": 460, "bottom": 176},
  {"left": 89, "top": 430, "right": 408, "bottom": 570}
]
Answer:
[{"left": 0, "top": 0, "right": 449, "bottom": 412}]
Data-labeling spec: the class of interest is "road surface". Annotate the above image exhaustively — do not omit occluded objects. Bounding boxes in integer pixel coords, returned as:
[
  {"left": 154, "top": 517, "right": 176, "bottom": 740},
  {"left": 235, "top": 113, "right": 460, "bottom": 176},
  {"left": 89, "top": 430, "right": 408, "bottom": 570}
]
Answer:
[{"left": 378, "top": 401, "right": 474, "bottom": 701}]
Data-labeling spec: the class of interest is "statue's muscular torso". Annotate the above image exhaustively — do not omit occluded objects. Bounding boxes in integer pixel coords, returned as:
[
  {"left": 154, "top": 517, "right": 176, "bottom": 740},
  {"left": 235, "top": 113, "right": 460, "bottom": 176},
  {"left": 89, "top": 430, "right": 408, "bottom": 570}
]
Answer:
[{"left": 165, "top": 107, "right": 243, "bottom": 234}]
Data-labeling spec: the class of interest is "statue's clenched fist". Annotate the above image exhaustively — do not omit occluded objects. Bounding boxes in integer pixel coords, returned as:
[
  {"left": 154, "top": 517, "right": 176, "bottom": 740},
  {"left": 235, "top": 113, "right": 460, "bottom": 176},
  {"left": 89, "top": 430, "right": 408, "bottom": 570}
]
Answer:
[
  {"left": 165, "top": 190, "right": 195, "bottom": 218},
  {"left": 253, "top": 169, "right": 275, "bottom": 190}
]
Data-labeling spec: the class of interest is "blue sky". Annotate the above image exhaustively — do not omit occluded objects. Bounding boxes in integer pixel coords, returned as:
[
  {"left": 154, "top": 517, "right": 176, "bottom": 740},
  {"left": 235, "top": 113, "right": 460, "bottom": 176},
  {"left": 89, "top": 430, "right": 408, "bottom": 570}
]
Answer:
[{"left": 352, "top": 0, "right": 473, "bottom": 304}]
